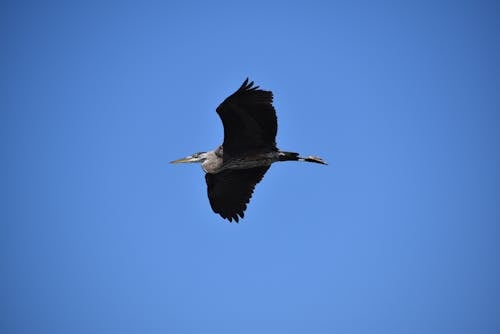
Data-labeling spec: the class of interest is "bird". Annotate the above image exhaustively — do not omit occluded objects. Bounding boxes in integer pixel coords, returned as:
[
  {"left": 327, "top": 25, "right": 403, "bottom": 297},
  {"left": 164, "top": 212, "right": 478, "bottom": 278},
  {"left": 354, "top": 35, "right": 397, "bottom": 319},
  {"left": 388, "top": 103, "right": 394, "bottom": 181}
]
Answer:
[{"left": 171, "top": 78, "right": 327, "bottom": 222}]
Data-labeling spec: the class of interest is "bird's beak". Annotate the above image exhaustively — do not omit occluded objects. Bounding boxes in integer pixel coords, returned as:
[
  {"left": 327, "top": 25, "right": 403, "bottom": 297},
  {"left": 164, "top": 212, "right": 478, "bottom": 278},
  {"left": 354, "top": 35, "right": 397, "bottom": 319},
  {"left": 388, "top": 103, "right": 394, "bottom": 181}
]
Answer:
[{"left": 170, "top": 155, "right": 196, "bottom": 164}]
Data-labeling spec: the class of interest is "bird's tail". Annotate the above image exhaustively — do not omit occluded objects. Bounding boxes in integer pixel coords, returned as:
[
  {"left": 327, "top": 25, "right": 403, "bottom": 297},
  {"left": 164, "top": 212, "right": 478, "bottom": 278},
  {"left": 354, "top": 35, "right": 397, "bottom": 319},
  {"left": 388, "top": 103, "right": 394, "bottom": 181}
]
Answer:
[{"left": 278, "top": 151, "right": 327, "bottom": 165}]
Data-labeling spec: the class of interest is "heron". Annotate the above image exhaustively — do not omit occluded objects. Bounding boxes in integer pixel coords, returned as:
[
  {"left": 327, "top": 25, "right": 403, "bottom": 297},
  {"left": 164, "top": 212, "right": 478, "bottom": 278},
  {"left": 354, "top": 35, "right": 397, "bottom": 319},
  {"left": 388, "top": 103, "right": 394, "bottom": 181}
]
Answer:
[{"left": 171, "top": 78, "right": 327, "bottom": 222}]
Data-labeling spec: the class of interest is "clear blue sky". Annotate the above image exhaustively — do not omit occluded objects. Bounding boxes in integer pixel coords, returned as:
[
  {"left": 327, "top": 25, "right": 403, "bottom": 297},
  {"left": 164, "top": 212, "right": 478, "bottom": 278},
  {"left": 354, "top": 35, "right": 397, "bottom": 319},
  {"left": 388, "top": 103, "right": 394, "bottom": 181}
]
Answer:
[{"left": 2, "top": 1, "right": 500, "bottom": 333}]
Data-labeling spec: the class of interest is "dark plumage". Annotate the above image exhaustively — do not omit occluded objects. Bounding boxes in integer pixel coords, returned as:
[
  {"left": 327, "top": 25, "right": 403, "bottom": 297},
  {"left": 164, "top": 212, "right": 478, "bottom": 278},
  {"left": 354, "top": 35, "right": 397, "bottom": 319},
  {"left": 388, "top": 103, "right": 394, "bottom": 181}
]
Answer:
[
  {"left": 205, "top": 166, "right": 269, "bottom": 222},
  {"left": 171, "top": 78, "right": 326, "bottom": 222},
  {"left": 216, "top": 79, "right": 277, "bottom": 157}
]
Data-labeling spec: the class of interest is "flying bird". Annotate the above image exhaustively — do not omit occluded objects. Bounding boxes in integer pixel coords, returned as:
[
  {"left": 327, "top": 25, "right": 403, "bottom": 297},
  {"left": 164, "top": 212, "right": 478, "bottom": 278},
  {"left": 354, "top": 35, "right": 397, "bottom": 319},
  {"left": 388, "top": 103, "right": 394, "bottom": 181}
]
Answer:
[{"left": 171, "top": 78, "right": 327, "bottom": 222}]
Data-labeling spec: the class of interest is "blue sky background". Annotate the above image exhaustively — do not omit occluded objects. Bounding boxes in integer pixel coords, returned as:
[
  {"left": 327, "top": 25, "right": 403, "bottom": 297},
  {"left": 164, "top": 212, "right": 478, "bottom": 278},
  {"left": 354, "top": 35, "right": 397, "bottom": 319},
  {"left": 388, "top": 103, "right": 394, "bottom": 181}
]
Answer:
[{"left": 2, "top": 1, "right": 500, "bottom": 333}]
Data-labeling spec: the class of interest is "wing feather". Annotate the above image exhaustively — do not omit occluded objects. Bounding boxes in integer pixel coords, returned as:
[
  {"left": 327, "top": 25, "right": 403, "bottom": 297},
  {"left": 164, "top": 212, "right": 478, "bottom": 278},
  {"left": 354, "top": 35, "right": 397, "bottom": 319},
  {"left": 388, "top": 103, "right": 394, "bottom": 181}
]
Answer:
[
  {"left": 205, "top": 166, "right": 270, "bottom": 222},
  {"left": 216, "top": 79, "right": 278, "bottom": 157}
]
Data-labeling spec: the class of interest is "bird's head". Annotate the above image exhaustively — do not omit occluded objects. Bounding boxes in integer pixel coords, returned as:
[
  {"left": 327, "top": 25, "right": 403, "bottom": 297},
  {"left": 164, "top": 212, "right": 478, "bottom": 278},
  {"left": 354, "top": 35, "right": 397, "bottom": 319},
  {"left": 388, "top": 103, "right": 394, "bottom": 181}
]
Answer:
[{"left": 170, "top": 151, "right": 208, "bottom": 164}]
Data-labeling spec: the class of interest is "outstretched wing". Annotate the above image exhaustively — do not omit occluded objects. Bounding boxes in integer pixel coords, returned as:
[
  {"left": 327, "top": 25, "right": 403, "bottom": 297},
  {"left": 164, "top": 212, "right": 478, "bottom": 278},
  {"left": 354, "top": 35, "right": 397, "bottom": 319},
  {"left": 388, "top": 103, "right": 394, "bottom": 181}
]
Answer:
[
  {"left": 205, "top": 166, "right": 270, "bottom": 222},
  {"left": 216, "top": 78, "right": 278, "bottom": 157}
]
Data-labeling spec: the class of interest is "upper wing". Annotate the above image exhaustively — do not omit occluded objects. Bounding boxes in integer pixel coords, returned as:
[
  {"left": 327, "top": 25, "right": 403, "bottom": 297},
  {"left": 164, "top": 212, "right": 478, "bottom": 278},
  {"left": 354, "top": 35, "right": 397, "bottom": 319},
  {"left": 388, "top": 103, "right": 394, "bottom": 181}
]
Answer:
[
  {"left": 205, "top": 166, "right": 270, "bottom": 222},
  {"left": 216, "top": 79, "right": 278, "bottom": 157}
]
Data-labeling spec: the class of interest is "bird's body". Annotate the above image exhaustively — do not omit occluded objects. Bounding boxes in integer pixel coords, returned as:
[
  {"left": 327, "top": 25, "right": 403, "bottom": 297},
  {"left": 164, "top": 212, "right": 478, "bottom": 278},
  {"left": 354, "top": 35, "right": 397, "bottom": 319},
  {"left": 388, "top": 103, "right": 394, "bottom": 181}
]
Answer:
[
  {"left": 201, "top": 146, "right": 284, "bottom": 173},
  {"left": 171, "top": 79, "right": 326, "bottom": 222}
]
